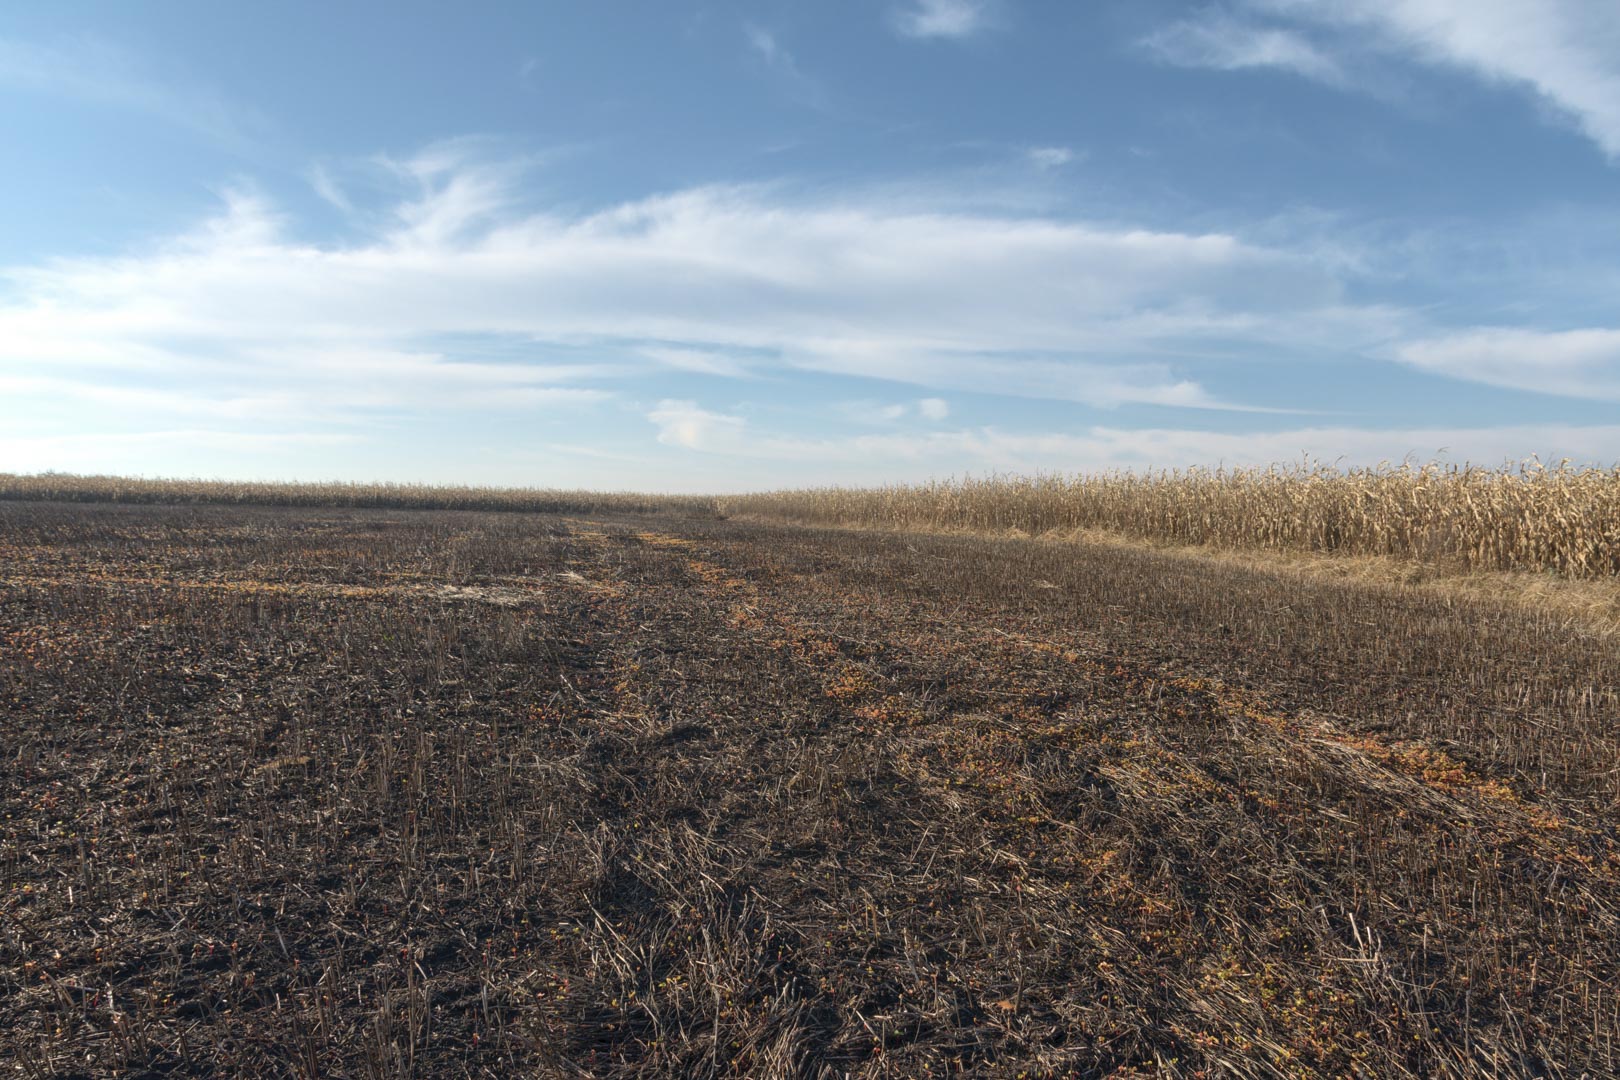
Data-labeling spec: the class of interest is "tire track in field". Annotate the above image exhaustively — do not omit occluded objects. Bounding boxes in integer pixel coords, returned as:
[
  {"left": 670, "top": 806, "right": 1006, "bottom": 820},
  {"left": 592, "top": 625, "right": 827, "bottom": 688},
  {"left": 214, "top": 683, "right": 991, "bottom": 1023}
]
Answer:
[
  {"left": 547, "top": 522, "right": 1162, "bottom": 1073},
  {"left": 605, "top": 522, "right": 1620, "bottom": 1074},
  {"left": 0, "top": 571, "right": 546, "bottom": 606},
  {"left": 623, "top": 523, "right": 1607, "bottom": 870}
]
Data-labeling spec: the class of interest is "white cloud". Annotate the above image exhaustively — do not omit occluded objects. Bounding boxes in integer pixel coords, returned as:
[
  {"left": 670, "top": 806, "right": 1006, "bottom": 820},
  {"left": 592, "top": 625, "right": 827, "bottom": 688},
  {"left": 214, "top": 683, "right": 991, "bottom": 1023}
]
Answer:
[
  {"left": 744, "top": 24, "right": 825, "bottom": 107},
  {"left": 741, "top": 24, "right": 780, "bottom": 64},
  {"left": 971, "top": 421, "right": 1620, "bottom": 471},
  {"left": 892, "top": 0, "right": 989, "bottom": 40},
  {"left": 1151, "top": 1, "right": 1620, "bottom": 158},
  {"left": 648, "top": 399, "right": 747, "bottom": 451},
  {"left": 833, "top": 397, "right": 950, "bottom": 425},
  {"left": 0, "top": 373, "right": 306, "bottom": 421},
  {"left": 837, "top": 400, "right": 912, "bottom": 424},
  {"left": 1143, "top": 12, "right": 1345, "bottom": 84},
  {"left": 1026, "top": 146, "right": 1076, "bottom": 170},
  {"left": 644, "top": 407, "right": 1620, "bottom": 479},
  {"left": 308, "top": 164, "right": 354, "bottom": 214},
  {"left": 1396, "top": 326, "right": 1620, "bottom": 399},
  {"left": 1331, "top": 0, "right": 1620, "bottom": 157},
  {"left": 0, "top": 148, "right": 1408, "bottom": 424},
  {"left": 383, "top": 139, "right": 528, "bottom": 247},
  {"left": 788, "top": 345, "right": 1257, "bottom": 412},
  {"left": 0, "top": 429, "right": 363, "bottom": 476},
  {"left": 640, "top": 346, "right": 756, "bottom": 378},
  {"left": 745, "top": 24, "right": 783, "bottom": 64}
]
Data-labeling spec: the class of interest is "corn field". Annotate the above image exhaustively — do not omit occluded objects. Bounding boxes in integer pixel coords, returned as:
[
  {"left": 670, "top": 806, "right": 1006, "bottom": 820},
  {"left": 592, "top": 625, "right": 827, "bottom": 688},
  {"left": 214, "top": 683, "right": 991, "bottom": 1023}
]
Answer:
[
  {"left": 724, "top": 461, "right": 1620, "bottom": 578},
  {"left": 7, "top": 461, "right": 1620, "bottom": 577}
]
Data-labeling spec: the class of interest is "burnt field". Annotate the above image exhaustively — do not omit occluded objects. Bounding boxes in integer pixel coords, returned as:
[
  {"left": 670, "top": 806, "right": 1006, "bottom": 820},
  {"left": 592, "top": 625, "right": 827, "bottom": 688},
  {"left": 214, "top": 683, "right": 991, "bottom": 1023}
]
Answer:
[{"left": 3, "top": 503, "right": 1618, "bottom": 1078}]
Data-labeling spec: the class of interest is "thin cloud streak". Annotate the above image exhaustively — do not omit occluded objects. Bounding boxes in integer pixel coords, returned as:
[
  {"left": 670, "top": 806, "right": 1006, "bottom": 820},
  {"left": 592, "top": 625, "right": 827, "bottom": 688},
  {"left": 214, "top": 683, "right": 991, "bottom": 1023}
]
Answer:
[
  {"left": 1026, "top": 146, "right": 1076, "bottom": 170},
  {"left": 1397, "top": 326, "right": 1620, "bottom": 400},
  {"left": 645, "top": 402, "right": 1620, "bottom": 475},
  {"left": 0, "top": 35, "right": 264, "bottom": 153},
  {"left": 1143, "top": 13, "right": 1345, "bottom": 84},
  {"left": 892, "top": 0, "right": 991, "bottom": 40},
  {"left": 744, "top": 25, "right": 827, "bottom": 109}
]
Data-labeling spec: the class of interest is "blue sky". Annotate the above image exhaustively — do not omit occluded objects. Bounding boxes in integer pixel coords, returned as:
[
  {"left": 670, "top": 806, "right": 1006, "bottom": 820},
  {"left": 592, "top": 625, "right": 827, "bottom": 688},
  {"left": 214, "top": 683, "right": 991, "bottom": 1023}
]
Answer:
[{"left": 3, "top": 0, "right": 1619, "bottom": 490}]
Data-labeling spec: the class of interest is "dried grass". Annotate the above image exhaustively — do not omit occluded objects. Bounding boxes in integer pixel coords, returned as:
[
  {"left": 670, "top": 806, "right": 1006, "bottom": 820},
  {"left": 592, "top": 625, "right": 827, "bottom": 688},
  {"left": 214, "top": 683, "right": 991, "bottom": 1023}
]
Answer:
[{"left": 0, "top": 472, "right": 718, "bottom": 518}]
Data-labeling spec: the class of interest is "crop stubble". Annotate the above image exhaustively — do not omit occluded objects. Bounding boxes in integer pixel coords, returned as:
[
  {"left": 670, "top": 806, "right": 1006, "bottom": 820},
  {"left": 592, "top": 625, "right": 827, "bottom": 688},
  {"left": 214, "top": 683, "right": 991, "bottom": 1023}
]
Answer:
[{"left": 2, "top": 502, "right": 1617, "bottom": 1077}]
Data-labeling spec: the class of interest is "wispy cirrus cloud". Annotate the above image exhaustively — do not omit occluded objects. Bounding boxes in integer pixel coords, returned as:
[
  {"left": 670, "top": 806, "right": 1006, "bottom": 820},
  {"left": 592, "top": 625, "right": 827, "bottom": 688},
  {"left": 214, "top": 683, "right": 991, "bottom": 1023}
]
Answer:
[
  {"left": 645, "top": 400, "right": 1620, "bottom": 477},
  {"left": 307, "top": 163, "right": 355, "bottom": 214},
  {"left": 1397, "top": 327, "right": 1620, "bottom": 400},
  {"left": 0, "top": 34, "right": 264, "bottom": 153},
  {"left": 1, "top": 140, "right": 1411, "bottom": 427},
  {"left": 1026, "top": 146, "right": 1076, "bottom": 170},
  {"left": 1143, "top": 11, "right": 1345, "bottom": 85},
  {"left": 1145, "top": 1, "right": 1620, "bottom": 158},
  {"left": 744, "top": 24, "right": 826, "bottom": 108},
  {"left": 892, "top": 0, "right": 990, "bottom": 40},
  {"left": 0, "top": 429, "right": 365, "bottom": 477},
  {"left": 835, "top": 397, "right": 953, "bottom": 425},
  {"left": 639, "top": 346, "right": 759, "bottom": 378}
]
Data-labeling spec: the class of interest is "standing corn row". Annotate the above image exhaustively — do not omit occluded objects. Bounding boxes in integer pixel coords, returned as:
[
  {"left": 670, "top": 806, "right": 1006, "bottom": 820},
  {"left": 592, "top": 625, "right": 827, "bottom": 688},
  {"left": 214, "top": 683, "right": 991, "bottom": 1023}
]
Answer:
[{"left": 723, "top": 461, "right": 1620, "bottom": 578}]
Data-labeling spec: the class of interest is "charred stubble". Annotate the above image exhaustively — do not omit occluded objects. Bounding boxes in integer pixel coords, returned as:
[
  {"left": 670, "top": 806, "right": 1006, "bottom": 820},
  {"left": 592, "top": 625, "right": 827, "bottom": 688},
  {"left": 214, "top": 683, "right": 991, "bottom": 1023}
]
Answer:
[{"left": 2, "top": 503, "right": 1617, "bottom": 1078}]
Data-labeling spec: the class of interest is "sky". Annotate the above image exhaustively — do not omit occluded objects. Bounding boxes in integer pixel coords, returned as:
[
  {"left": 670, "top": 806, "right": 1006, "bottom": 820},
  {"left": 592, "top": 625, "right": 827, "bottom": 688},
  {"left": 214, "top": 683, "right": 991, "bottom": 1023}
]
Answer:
[{"left": 2, "top": 0, "right": 1619, "bottom": 491}]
